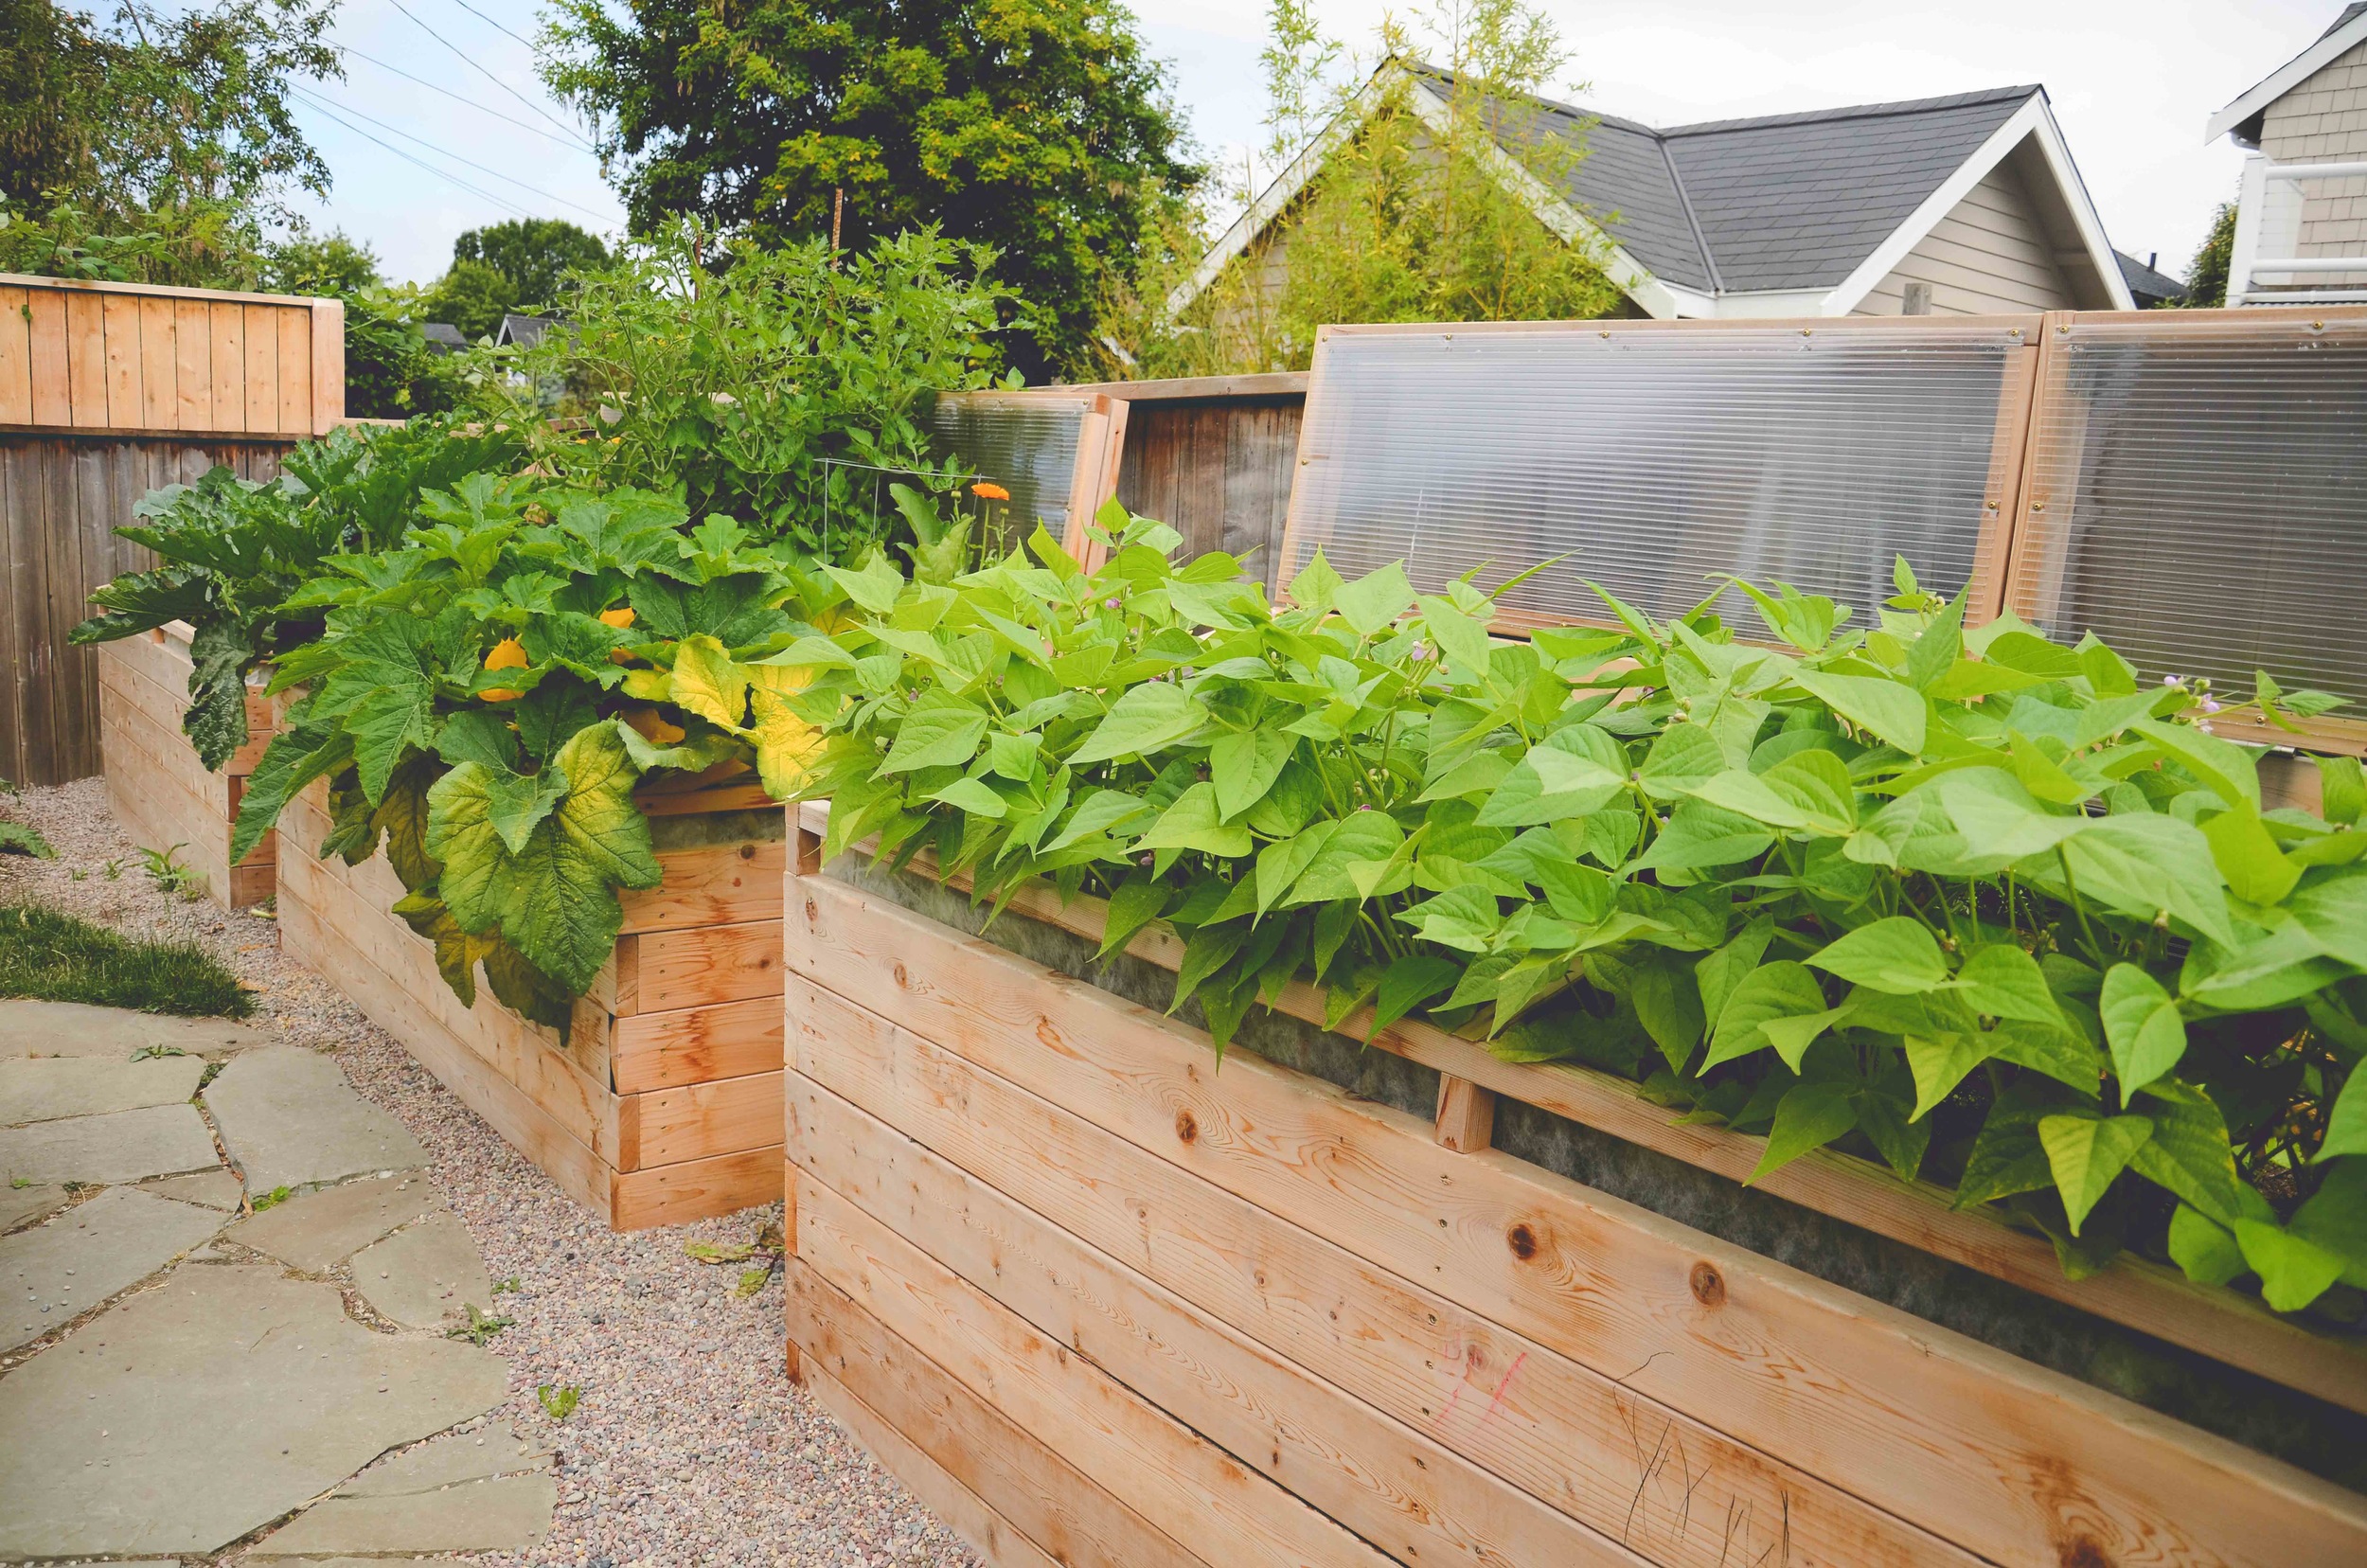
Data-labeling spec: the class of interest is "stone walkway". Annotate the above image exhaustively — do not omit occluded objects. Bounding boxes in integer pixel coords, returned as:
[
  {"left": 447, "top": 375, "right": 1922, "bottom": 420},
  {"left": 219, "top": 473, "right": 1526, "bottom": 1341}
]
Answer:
[{"left": 0, "top": 1000, "right": 558, "bottom": 1562}]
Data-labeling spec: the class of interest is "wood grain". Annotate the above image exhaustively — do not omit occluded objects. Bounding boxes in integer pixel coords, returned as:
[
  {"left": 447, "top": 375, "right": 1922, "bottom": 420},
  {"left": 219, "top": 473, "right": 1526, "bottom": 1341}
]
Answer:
[
  {"left": 794, "top": 1066, "right": 1725, "bottom": 1568},
  {"left": 613, "top": 996, "right": 784, "bottom": 1095},
  {"left": 796, "top": 1165, "right": 1397, "bottom": 1568},
  {"left": 790, "top": 1257, "right": 1201, "bottom": 1568},
  {"left": 617, "top": 840, "right": 785, "bottom": 933},
  {"left": 873, "top": 822, "right": 2367, "bottom": 1419},
  {"left": 0, "top": 286, "right": 32, "bottom": 423},
  {"left": 786, "top": 874, "right": 2367, "bottom": 1568},
  {"left": 788, "top": 975, "right": 1972, "bottom": 1568},
  {"left": 798, "top": 1358, "right": 1072, "bottom": 1568},
  {"left": 631, "top": 919, "right": 783, "bottom": 1010}
]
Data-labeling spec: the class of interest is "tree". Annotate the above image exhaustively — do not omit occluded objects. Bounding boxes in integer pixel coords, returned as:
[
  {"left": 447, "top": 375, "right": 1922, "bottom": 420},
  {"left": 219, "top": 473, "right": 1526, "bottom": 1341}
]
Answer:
[
  {"left": 265, "top": 228, "right": 383, "bottom": 296},
  {"left": 2178, "top": 198, "right": 2236, "bottom": 310},
  {"left": 0, "top": 0, "right": 337, "bottom": 220},
  {"left": 451, "top": 218, "right": 612, "bottom": 313},
  {"left": 422, "top": 258, "right": 520, "bottom": 342},
  {"left": 543, "top": 0, "right": 1201, "bottom": 379},
  {"left": 1109, "top": 0, "right": 1622, "bottom": 378}
]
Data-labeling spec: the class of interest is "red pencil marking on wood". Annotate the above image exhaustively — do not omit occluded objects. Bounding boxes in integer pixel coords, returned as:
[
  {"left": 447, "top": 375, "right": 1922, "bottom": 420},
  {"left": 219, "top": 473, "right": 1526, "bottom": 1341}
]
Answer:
[{"left": 1481, "top": 1349, "right": 1529, "bottom": 1423}]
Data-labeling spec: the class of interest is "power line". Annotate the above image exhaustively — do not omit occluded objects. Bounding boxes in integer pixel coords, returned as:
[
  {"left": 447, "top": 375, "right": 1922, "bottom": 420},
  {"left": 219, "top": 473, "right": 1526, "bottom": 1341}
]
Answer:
[
  {"left": 293, "top": 83, "right": 617, "bottom": 223},
  {"left": 335, "top": 43, "right": 594, "bottom": 152},
  {"left": 384, "top": 0, "right": 586, "bottom": 145},
  {"left": 444, "top": 0, "right": 540, "bottom": 54},
  {"left": 296, "top": 92, "right": 533, "bottom": 219}
]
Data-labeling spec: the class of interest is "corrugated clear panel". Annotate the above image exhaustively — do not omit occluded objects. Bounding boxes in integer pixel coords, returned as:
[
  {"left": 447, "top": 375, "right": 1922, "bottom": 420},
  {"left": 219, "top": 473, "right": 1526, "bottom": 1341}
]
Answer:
[
  {"left": 2008, "top": 314, "right": 2367, "bottom": 705},
  {"left": 925, "top": 394, "right": 1087, "bottom": 551},
  {"left": 1285, "top": 323, "right": 2026, "bottom": 627}
]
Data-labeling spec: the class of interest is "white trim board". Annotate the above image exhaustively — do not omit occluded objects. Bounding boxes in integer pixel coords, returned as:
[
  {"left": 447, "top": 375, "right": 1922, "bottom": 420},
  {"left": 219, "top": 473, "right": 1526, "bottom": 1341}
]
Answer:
[
  {"left": 2206, "top": 11, "right": 2367, "bottom": 145},
  {"left": 1821, "top": 94, "right": 2133, "bottom": 315}
]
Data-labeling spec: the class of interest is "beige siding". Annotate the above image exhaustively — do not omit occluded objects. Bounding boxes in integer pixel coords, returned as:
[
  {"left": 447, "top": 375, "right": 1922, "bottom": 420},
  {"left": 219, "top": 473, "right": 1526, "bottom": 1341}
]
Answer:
[
  {"left": 2255, "top": 35, "right": 2367, "bottom": 290},
  {"left": 1854, "top": 162, "right": 2076, "bottom": 316}
]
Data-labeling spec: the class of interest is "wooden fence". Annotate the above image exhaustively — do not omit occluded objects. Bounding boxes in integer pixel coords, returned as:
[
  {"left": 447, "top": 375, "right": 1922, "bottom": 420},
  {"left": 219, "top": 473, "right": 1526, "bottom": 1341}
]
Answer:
[{"left": 0, "top": 275, "right": 344, "bottom": 786}]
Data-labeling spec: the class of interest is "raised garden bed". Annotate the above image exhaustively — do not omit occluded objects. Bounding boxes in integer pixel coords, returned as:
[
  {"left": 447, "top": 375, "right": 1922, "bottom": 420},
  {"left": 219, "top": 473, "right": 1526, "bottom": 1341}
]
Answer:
[
  {"left": 783, "top": 805, "right": 2367, "bottom": 1568},
  {"left": 279, "top": 777, "right": 785, "bottom": 1229},
  {"left": 96, "top": 622, "right": 276, "bottom": 907}
]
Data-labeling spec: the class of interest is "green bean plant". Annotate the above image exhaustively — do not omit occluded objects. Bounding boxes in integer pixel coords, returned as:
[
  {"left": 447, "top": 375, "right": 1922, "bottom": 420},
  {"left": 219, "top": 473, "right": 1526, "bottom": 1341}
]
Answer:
[{"left": 789, "top": 505, "right": 2367, "bottom": 1316}]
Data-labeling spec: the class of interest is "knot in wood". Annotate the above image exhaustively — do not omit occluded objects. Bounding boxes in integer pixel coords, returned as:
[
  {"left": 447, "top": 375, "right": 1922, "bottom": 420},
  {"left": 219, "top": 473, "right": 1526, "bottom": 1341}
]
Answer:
[
  {"left": 1174, "top": 1109, "right": 1199, "bottom": 1144},
  {"left": 2057, "top": 1538, "right": 2110, "bottom": 1568},
  {"left": 1505, "top": 1223, "right": 1538, "bottom": 1260},
  {"left": 1689, "top": 1261, "right": 1725, "bottom": 1307},
  {"left": 739, "top": 842, "right": 756, "bottom": 860},
  {"left": 893, "top": 961, "right": 908, "bottom": 988}
]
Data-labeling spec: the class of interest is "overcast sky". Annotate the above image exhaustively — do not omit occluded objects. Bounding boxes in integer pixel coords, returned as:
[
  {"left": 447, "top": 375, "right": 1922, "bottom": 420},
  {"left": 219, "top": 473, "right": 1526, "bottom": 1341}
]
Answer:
[{"left": 290, "top": 0, "right": 2347, "bottom": 288}]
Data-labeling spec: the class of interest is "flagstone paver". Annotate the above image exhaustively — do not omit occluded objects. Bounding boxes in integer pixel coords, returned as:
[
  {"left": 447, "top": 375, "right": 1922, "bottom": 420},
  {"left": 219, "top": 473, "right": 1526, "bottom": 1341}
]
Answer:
[
  {"left": 0, "top": 1053, "right": 207, "bottom": 1122},
  {"left": 0, "top": 1101, "right": 220, "bottom": 1184},
  {"left": 1, "top": 1185, "right": 224, "bottom": 1351},
  {"left": 205, "top": 1045, "right": 427, "bottom": 1190},
  {"left": 0, "top": 999, "right": 275, "bottom": 1058},
  {"left": 138, "top": 1167, "right": 246, "bottom": 1210},
  {"left": 0, "top": 1263, "right": 510, "bottom": 1557},
  {"left": 0, "top": 1182, "right": 69, "bottom": 1232},
  {"left": 222, "top": 1171, "right": 441, "bottom": 1272},
  {"left": 246, "top": 1470, "right": 560, "bottom": 1555},
  {"left": 353, "top": 1209, "right": 492, "bottom": 1329}
]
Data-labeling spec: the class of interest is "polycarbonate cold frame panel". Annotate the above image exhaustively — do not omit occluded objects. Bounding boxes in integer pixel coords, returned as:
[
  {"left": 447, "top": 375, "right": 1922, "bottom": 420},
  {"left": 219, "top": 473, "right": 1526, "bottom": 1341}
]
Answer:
[
  {"left": 1280, "top": 319, "right": 2038, "bottom": 631},
  {"left": 2005, "top": 310, "right": 2367, "bottom": 717},
  {"left": 925, "top": 393, "right": 1093, "bottom": 551}
]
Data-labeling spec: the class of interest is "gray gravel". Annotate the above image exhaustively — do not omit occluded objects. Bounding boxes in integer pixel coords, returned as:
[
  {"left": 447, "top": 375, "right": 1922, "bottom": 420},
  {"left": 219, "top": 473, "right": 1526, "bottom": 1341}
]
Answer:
[{"left": 3, "top": 778, "right": 985, "bottom": 1568}]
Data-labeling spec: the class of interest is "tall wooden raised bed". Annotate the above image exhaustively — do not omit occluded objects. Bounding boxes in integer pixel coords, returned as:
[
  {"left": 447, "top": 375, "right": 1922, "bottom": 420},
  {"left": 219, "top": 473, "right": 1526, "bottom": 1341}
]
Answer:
[
  {"left": 96, "top": 622, "right": 276, "bottom": 907},
  {"left": 278, "top": 777, "right": 785, "bottom": 1229},
  {"left": 782, "top": 804, "right": 2367, "bottom": 1568}
]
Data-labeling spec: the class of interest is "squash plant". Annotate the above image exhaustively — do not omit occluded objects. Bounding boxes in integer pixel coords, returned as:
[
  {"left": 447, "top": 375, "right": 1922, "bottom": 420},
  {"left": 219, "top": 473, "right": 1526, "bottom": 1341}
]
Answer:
[
  {"left": 788, "top": 506, "right": 2367, "bottom": 1314},
  {"left": 68, "top": 417, "right": 526, "bottom": 766},
  {"left": 228, "top": 473, "right": 852, "bottom": 1030}
]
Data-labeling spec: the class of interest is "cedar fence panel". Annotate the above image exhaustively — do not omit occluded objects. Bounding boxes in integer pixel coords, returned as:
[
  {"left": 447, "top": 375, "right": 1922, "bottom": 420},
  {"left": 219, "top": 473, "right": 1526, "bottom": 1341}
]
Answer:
[{"left": 0, "top": 275, "right": 342, "bottom": 786}]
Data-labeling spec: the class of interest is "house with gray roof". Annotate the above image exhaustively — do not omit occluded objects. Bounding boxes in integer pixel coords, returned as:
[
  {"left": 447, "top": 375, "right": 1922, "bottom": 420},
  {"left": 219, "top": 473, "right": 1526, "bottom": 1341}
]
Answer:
[
  {"left": 1175, "top": 63, "right": 2134, "bottom": 322},
  {"left": 2206, "top": 4, "right": 2367, "bottom": 304}
]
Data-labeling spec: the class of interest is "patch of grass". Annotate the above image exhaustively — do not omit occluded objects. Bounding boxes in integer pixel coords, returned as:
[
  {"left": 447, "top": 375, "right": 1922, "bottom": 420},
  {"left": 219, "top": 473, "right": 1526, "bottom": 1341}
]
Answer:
[{"left": 0, "top": 902, "right": 253, "bottom": 1018}]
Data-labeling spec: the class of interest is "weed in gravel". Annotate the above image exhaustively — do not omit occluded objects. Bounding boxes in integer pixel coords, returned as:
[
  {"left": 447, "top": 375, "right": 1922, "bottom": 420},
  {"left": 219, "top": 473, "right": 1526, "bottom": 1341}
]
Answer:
[
  {"left": 449, "top": 1304, "right": 514, "bottom": 1345},
  {"left": 137, "top": 845, "right": 205, "bottom": 901},
  {"left": 101, "top": 860, "right": 122, "bottom": 881},
  {"left": 0, "top": 902, "right": 253, "bottom": 1017},
  {"left": 491, "top": 1275, "right": 522, "bottom": 1294},
  {"left": 537, "top": 1383, "right": 581, "bottom": 1421},
  {"left": 0, "top": 820, "right": 53, "bottom": 858}
]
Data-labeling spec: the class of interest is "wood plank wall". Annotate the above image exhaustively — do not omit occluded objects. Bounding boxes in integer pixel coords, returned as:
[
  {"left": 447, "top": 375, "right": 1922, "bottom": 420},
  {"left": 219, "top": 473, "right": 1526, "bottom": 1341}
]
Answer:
[
  {"left": 0, "top": 436, "right": 292, "bottom": 786},
  {"left": 0, "top": 276, "right": 341, "bottom": 787},
  {"left": 1112, "top": 392, "right": 1304, "bottom": 598},
  {"left": 0, "top": 276, "right": 344, "bottom": 437}
]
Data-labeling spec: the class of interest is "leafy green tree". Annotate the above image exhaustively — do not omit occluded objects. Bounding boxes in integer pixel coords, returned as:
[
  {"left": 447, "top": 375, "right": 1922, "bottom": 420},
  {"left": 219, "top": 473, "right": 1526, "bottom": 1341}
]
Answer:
[
  {"left": 423, "top": 258, "right": 521, "bottom": 342},
  {"left": 0, "top": 0, "right": 338, "bottom": 221},
  {"left": 265, "top": 228, "right": 383, "bottom": 296},
  {"left": 542, "top": 0, "right": 1201, "bottom": 378},
  {"left": 2178, "top": 198, "right": 2236, "bottom": 310},
  {"left": 1114, "top": 0, "right": 1622, "bottom": 377},
  {"left": 451, "top": 218, "right": 612, "bottom": 313}
]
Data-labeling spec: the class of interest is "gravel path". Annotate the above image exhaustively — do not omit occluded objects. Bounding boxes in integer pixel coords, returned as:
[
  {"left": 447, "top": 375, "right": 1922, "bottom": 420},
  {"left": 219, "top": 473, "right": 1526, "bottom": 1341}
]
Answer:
[{"left": 2, "top": 778, "right": 984, "bottom": 1568}]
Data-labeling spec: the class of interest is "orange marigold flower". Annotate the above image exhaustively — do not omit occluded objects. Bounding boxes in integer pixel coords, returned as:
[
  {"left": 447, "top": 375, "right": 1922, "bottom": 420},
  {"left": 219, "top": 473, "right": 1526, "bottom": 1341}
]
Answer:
[{"left": 970, "top": 481, "right": 1011, "bottom": 501}]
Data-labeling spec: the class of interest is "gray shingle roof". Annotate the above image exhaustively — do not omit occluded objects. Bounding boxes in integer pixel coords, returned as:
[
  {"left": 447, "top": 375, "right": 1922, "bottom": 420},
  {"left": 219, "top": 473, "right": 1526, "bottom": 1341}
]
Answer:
[
  {"left": 2326, "top": 4, "right": 2367, "bottom": 43},
  {"left": 2115, "top": 249, "right": 2186, "bottom": 305},
  {"left": 1415, "top": 68, "right": 2040, "bottom": 294}
]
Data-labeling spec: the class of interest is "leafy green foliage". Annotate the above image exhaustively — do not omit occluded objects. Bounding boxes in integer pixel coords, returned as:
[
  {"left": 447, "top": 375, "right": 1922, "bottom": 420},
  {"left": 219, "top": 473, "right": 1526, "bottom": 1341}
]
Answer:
[
  {"left": 487, "top": 223, "right": 1008, "bottom": 556},
  {"left": 451, "top": 218, "right": 612, "bottom": 315},
  {"left": 792, "top": 519, "right": 2367, "bottom": 1316},
  {"left": 542, "top": 0, "right": 1201, "bottom": 378}
]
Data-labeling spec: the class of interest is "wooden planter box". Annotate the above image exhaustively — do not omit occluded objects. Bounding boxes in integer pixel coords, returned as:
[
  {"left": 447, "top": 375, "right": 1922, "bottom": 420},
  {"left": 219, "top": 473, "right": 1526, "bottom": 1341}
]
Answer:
[
  {"left": 96, "top": 623, "right": 276, "bottom": 907},
  {"left": 781, "top": 811, "right": 2367, "bottom": 1568},
  {"left": 278, "top": 777, "right": 785, "bottom": 1229}
]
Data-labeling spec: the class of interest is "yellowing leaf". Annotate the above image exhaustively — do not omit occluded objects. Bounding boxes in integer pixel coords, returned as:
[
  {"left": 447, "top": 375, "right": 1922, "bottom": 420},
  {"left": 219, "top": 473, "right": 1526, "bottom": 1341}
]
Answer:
[
  {"left": 671, "top": 633, "right": 750, "bottom": 733},
  {"left": 749, "top": 689, "right": 823, "bottom": 800}
]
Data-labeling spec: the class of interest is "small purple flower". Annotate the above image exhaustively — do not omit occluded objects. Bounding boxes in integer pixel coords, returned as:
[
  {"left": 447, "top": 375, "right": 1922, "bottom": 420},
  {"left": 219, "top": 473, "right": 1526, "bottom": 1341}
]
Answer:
[
  {"left": 1410, "top": 640, "right": 1429, "bottom": 660},
  {"left": 2200, "top": 698, "right": 2222, "bottom": 714},
  {"left": 1104, "top": 597, "right": 1121, "bottom": 611},
  {"left": 1356, "top": 803, "right": 1373, "bottom": 811},
  {"left": 1138, "top": 853, "right": 1154, "bottom": 867}
]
